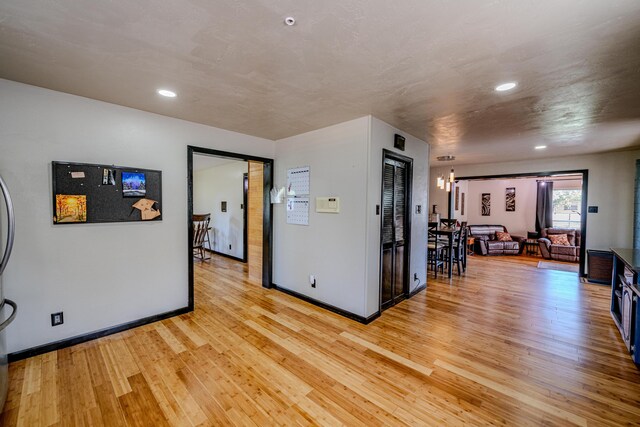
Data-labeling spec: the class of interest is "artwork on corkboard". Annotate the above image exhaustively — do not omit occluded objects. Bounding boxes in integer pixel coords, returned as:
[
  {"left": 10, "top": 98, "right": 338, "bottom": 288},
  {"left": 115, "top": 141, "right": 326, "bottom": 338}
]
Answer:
[
  {"left": 481, "top": 193, "right": 491, "bottom": 216},
  {"left": 55, "top": 195, "right": 87, "bottom": 223},
  {"left": 455, "top": 186, "right": 459, "bottom": 211},
  {"left": 461, "top": 193, "right": 465, "bottom": 216},
  {"left": 506, "top": 187, "right": 516, "bottom": 212},
  {"left": 122, "top": 172, "right": 146, "bottom": 197}
]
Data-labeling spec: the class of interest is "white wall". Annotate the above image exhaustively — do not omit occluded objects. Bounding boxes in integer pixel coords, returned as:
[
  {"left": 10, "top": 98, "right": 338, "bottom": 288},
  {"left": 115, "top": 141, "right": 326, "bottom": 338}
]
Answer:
[
  {"left": 273, "top": 117, "right": 370, "bottom": 316},
  {"left": 0, "top": 79, "right": 274, "bottom": 354},
  {"left": 465, "top": 178, "right": 538, "bottom": 236},
  {"left": 273, "top": 116, "right": 429, "bottom": 318},
  {"left": 429, "top": 151, "right": 640, "bottom": 252},
  {"left": 194, "top": 161, "right": 247, "bottom": 259},
  {"left": 365, "top": 117, "right": 429, "bottom": 316}
]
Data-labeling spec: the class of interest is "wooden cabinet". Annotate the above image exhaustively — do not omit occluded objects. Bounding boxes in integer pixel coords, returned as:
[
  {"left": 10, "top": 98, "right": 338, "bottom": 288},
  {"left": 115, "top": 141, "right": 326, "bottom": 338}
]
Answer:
[
  {"left": 610, "top": 249, "right": 640, "bottom": 366},
  {"left": 587, "top": 249, "right": 613, "bottom": 284}
]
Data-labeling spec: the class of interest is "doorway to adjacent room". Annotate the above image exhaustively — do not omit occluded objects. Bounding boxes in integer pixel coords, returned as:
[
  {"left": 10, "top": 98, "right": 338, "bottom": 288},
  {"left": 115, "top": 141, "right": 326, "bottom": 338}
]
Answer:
[{"left": 187, "top": 146, "right": 273, "bottom": 311}]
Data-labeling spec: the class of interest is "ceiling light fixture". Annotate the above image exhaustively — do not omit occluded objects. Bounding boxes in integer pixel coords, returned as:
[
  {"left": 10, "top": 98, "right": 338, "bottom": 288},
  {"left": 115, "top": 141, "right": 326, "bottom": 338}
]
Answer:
[
  {"left": 284, "top": 16, "right": 296, "bottom": 26},
  {"left": 535, "top": 145, "right": 547, "bottom": 150},
  {"left": 157, "top": 89, "right": 177, "bottom": 98},
  {"left": 436, "top": 168, "right": 455, "bottom": 192},
  {"left": 495, "top": 82, "right": 517, "bottom": 92},
  {"left": 436, "top": 155, "right": 456, "bottom": 162}
]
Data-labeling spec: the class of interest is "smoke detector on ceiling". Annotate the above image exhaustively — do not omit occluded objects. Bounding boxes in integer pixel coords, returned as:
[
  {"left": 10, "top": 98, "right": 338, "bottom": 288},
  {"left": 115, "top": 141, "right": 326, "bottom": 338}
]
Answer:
[{"left": 436, "top": 155, "right": 456, "bottom": 161}]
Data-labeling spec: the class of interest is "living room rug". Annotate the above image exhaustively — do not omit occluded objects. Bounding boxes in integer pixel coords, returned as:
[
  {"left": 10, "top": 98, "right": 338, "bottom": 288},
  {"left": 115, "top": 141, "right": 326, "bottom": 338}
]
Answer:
[{"left": 537, "top": 261, "right": 579, "bottom": 273}]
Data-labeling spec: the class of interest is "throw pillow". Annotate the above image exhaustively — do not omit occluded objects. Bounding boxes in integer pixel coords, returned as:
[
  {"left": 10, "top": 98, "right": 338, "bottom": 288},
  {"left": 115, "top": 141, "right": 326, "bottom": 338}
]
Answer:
[
  {"left": 495, "top": 231, "right": 512, "bottom": 242},
  {"left": 549, "top": 233, "right": 570, "bottom": 246}
]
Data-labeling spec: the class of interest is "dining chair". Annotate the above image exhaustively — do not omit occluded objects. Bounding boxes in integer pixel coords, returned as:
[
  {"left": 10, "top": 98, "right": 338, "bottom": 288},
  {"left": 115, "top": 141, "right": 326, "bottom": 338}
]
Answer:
[
  {"left": 427, "top": 222, "right": 445, "bottom": 277},
  {"left": 444, "top": 226, "right": 467, "bottom": 276},
  {"left": 440, "top": 218, "right": 457, "bottom": 228},
  {"left": 193, "top": 213, "right": 211, "bottom": 261}
]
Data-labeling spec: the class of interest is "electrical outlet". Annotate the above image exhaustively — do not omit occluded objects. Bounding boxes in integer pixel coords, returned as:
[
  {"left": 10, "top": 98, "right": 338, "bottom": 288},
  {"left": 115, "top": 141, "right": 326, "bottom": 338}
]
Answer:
[
  {"left": 414, "top": 273, "right": 418, "bottom": 281},
  {"left": 309, "top": 275, "right": 316, "bottom": 288},
  {"left": 51, "top": 312, "right": 64, "bottom": 326},
  {"left": 229, "top": 244, "right": 232, "bottom": 250}
]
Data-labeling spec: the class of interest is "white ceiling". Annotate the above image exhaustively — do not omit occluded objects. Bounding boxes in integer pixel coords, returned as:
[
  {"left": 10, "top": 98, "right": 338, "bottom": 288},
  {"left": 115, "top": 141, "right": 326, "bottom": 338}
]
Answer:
[{"left": 1, "top": 1, "right": 640, "bottom": 165}]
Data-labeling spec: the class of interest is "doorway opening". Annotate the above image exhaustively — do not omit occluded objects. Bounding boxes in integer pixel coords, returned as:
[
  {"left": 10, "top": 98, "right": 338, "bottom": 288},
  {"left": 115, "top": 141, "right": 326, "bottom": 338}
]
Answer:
[
  {"left": 380, "top": 149, "right": 413, "bottom": 310},
  {"left": 187, "top": 146, "right": 273, "bottom": 311},
  {"left": 448, "top": 170, "right": 588, "bottom": 275}
]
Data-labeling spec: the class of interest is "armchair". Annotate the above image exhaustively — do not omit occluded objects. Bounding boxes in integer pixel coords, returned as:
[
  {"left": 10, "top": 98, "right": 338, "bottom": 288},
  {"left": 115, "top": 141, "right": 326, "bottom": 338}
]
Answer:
[{"left": 538, "top": 228, "right": 581, "bottom": 262}]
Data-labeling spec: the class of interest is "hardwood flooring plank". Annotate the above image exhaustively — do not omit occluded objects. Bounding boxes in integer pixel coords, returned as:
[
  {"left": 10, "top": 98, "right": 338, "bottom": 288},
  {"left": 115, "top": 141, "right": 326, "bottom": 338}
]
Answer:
[{"left": 4, "top": 254, "right": 640, "bottom": 425}]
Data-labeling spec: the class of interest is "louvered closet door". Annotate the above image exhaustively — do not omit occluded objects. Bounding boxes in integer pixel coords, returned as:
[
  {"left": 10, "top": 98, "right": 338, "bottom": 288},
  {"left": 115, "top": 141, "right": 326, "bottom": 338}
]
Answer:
[{"left": 381, "top": 158, "right": 409, "bottom": 310}]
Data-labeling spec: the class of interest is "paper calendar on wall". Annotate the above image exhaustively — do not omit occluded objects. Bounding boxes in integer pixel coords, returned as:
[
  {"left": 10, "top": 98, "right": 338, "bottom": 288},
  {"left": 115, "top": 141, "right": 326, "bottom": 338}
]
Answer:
[
  {"left": 287, "top": 166, "right": 310, "bottom": 196},
  {"left": 286, "top": 166, "right": 310, "bottom": 225},
  {"left": 286, "top": 197, "right": 309, "bottom": 225}
]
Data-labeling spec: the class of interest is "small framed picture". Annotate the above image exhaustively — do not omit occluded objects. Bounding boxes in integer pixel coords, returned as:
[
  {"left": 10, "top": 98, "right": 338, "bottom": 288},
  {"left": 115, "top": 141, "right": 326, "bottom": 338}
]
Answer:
[
  {"left": 122, "top": 172, "right": 146, "bottom": 197},
  {"left": 482, "top": 193, "right": 490, "bottom": 216},
  {"left": 506, "top": 187, "right": 516, "bottom": 211}
]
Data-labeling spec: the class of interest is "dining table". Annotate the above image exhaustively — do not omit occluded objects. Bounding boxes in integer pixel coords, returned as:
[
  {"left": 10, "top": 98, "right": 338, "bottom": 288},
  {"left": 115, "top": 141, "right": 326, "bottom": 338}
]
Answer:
[{"left": 433, "top": 226, "right": 461, "bottom": 278}]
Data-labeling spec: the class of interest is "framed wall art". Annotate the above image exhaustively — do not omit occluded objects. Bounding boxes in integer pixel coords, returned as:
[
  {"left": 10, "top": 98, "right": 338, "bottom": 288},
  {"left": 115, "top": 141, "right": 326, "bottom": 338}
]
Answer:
[
  {"left": 506, "top": 187, "right": 516, "bottom": 212},
  {"left": 481, "top": 193, "right": 491, "bottom": 216}
]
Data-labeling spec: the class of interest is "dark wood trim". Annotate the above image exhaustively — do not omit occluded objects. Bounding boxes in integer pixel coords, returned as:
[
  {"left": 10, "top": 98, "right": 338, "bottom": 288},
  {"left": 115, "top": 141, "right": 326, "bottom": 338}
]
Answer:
[
  {"left": 188, "top": 146, "right": 274, "bottom": 301},
  {"left": 580, "top": 170, "right": 589, "bottom": 276},
  {"left": 271, "top": 284, "right": 380, "bottom": 324},
  {"left": 409, "top": 283, "right": 427, "bottom": 297},
  {"left": 262, "top": 161, "right": 274, "bottom": 289},
  {"left": 454, "top": 169, "right": 589, "bottom": 277},
  {"left": 243, "top": 173, "right": 248, "bottom": 263},
  {"left": 187, "top": 147, "right": 195, "bottom": 311},
  {"left": 8, "top": 306, "right": 190, "bottom": 362}
]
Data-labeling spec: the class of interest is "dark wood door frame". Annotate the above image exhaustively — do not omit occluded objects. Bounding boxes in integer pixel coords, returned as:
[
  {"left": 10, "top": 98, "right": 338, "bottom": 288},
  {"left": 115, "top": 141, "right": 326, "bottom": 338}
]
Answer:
[
  {"left": 379, "top": 149, "right": 413, "bottom": 311},
  {"left": 450, "top": 169, "right": 589, "bottom": 276},
  {"left": 243, "top": 173, "right": 248, "bottom": 263},
  {"left": 187, "top": 146, "right": 274, "bottom": 311}
]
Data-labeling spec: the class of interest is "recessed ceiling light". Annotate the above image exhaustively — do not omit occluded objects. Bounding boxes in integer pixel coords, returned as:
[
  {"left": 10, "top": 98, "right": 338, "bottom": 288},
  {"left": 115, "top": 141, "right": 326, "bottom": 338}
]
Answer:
[
  {"left": 495, "top": 82, "right": 517, "bottom": 92},
  {"left": 534, "top": 145, "right": 547, "bottom": 150},
  {"left": 157, "top": 89, "right": 176, "bottom": 98},
  {"left": 284, "top": 16, "right": 296, "bottom": 26}
]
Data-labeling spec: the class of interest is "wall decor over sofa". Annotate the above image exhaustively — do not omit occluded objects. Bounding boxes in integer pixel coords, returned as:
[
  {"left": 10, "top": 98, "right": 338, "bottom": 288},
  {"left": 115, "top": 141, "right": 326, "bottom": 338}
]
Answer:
[
  {"left": 506, "top": 187, "right": 515, "bottom": 211},
  {"left": 481, "top": 193, "right": 490, "bottom": 216}
]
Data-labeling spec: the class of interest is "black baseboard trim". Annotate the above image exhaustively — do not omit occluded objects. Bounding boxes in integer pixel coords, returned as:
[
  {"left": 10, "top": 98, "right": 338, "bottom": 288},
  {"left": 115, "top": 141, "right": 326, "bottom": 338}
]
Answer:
[
  {"left": 409, "top": 283, "right": 427, "bottom": 297},
  {"left": 8, "top": 306, "right": 191, "bottom": 362},
  {"left": 205, "top": 248, "right": 246, "bottom": 263},
  {"left": 271, "top": 284, "right": 380, "bottom": 324}
]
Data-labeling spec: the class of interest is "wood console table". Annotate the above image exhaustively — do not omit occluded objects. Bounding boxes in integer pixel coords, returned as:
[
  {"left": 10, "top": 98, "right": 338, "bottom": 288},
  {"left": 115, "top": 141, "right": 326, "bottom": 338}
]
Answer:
[{"left": 610, "top": 248, "right": 640, "bottom": 366}]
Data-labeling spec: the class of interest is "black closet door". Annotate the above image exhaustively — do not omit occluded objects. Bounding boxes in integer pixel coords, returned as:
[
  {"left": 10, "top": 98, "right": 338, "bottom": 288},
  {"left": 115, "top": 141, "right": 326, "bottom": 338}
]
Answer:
[{"left": 381, "top": 158, "right": 409, "bottom": 310}]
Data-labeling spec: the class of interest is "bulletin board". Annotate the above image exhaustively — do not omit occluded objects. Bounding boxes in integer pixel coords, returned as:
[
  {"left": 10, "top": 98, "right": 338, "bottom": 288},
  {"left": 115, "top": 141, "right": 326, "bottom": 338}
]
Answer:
[{"left": 51, "top": 161, "right": 162, "bottom": 224}]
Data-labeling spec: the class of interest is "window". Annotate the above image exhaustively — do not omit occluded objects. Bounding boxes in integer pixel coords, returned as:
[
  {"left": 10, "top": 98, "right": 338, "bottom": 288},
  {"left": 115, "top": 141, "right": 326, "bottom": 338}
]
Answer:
[{"left": 552, "top": 189, "right": 581, "bottom": 229}]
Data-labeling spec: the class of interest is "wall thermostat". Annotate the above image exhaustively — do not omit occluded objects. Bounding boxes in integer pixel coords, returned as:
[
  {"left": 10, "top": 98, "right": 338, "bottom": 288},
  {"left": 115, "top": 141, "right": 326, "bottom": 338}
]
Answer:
[{"left": 316, "top": 197, "right": 340, "bottom": 213}]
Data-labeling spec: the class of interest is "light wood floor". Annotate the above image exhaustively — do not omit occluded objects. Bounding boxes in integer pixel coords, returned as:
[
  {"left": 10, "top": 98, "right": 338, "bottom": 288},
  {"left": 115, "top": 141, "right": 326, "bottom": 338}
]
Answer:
[{"left": 3, "top": 254, "right": 640, "bottom": 426}]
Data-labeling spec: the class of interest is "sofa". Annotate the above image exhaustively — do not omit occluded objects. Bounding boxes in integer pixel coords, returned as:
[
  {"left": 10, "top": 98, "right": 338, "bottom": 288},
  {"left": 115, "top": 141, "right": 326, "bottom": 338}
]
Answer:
[
  {"left": 468, "top": 225, "right": 525, "bottom": 256},
  {"left": 538, "top": 228, "right": 581, "bottom": 262}
]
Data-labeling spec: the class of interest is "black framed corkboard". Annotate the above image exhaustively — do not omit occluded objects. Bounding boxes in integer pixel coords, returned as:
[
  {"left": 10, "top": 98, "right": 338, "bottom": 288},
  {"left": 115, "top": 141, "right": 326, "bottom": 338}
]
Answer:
[{"left": 52, "top": 161, "right": 162, "bottom": 224}]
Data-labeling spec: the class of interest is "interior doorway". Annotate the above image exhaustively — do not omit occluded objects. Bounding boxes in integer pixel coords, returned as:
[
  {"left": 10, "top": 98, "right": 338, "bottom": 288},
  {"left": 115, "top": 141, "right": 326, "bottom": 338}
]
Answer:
[
  {"left": 449, "top": 170, "right": 588, "bottom": 275},
  {"left": 192, "top": 155, "right": 248, "bottom": 262},
  {"left": 187, "top": 146, "right": 273, "bottom": 311},
  {"left": 380, "top": 150, "right": 413, "bottom": 310}
]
